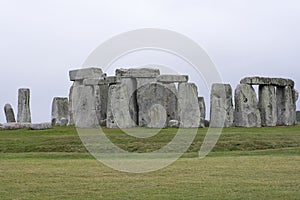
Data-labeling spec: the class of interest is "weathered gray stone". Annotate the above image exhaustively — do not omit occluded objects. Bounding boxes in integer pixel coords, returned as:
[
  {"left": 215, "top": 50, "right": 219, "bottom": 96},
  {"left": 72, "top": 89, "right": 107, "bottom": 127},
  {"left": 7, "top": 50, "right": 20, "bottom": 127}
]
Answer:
[
  {"left": 168, "top": 120, "right": 179, "bottom": 128},
  {"left": 83, "top": 76, "right": 119, "bottom": 85},
  {"left": 106, "top": 83, "right": 136, "bottom": 128},
  {"left": 276, "top": 86, "right": 296, "bottom": 126},
  {"left": 240, "top": 77, "right": 294, "bottom": 87},
  {"left": 17, "top": 88, "right": 31, "bottom": 123},
  {"left": 258, "top": 85, "right": 277, "bottom": 126},
  {"left": 137, "top": 82, "right": 178, "bottom": 128},
  {"left": 69, "top": 67, "right": 103, "bottom": 81},
  {"left": 136, "top": 78, "right": 157, "bottom": 89},
  {"left": 234, "top": 84, "right": 261, "bottom": 127},
  {"left": 51, "top": 97, "right": 69, "bottom": 126},
  {"left": 157, "top": 75, "right": 188, "bottom": 83},
  {"left": 178, "top": 83, "right": 200, "bottom": 128},
  {"left": 116, "top": 68, "right": 160, "bottom": 78},
  {"left": 98, "top": 84, "right": 109, "bottom": 122},
  {"left": 210, "top": 84, "right": 234, "bottom": 128},
  {"left": 4, "top": 103, "right": 16, "bottom": 123},
  {"left": 30, "top": 123, "right": 52, "bottom": 130},
  {"left": 293, "top": 89, "right": 299, "bottom": 102},
  {"left": 72, "top": 85, "right": 99, "bottom": 128},
  {"left": 68, "top": 83, "right": 75, "bottom": 126},
  {"left": 198, "top": 97, "right": 206, "bottom": 128},
  {"left": 2, "top": 122, "right": 31, "bottom": 130}
]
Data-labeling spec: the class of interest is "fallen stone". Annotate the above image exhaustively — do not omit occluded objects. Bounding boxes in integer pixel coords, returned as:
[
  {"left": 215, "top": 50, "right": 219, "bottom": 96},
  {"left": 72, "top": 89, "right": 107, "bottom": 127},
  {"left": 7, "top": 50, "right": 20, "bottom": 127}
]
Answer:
[
  {"left": 4, "top": 103, "right": 16, "bottom": 123},
  {"left": 276, "top": 86, "right": 296, "bottom": 126},
  {"left": 137, "top": 82, "right": 177, "bottom": 128},
  {"left": 116, "top": 68, "right": 160, "bottom": 78},
  {"left": 198, "top": 97, "right": 206, "bottom": 128},
  {"left": 234, "top": 84, "right": 261, "bottom": 127},
  {"left": 17, "top": 88, "right": 31, "bottom": 123},
  {"left": 258, "top": 85, "right": 277, "bottom": 126},
  {"left": 157, "top": 75, "right": 188, "bottom": 83},
  {"left": 178, "top": 83, "right": 200, "bottom": 128},
  {"left": 210, "top": 84, "right": 234, "bottom": 128},
  {"left": 2, "top": 122, "right": 31, "bottom": 130},
  {"left": 30, "top": 123, "right": 52, "bottom": 130},
  {"left": 240, "top": 77, "right": 294, "bottom": 87},
  {"left": 51, "top": 97, "right": 69, "bottom": 126},
  {"left": 69, "top": 67, "right": 103, "bottom": 81}
]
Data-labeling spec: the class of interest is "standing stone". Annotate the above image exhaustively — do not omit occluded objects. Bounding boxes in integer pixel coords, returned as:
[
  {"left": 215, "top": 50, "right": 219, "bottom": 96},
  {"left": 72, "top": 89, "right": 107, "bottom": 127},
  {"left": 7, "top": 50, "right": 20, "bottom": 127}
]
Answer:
[
  {"left": 68, "top": 83, "right": 75, "bottom": 126},
  {"left": 17, "top": 88, "right": 31, "bottom": 123},
  {"left": 137, "top": 82, "right": 178, "bottom": 128},
  {"left": 69, "top": 67, "right": 103, "bottom": 127},
  {"left": 4, "top": 103, "right": 16, "bottom": 123},
  {"left": 210, "top": 84, "right": 234, "bottom": 128},
  {"left": 120, "top": 78, "right": 139, "bottom": 126},
  {"left": 106, "top": 84, "right": 136, "bottom": 128},
  {"left": 98, "top": 84, "right": 109, "bottom": 122},
  {"left": 258, "top": 85, "right": 277, "bottom": 126},
  {"left": 72, "top": 85, "right": 99, "bottom": 128},
  {"left": 234, "top": 84, "right": 261, "bottom": 127},
  {"left": 51, "top": 97, "right": 69, "bottom": 126},
  {"left": 178, "top": 83, "right": 200, "bottom": 128},
  {"left": 198, "top": 97, "right": 206, "bottom": 128},
  {"left": 276, "top": 86, "right": 296, "bottom": 126}
]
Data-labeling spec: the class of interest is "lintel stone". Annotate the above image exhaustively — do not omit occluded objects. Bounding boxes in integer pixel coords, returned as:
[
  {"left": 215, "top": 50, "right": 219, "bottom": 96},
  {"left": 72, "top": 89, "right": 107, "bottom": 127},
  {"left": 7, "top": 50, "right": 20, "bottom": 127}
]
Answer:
[
  {"left": 69, "top": 67, "right": 103, "bottom": 81},
  {"left": 115, "top": 68, "right": 160, "bottom": 78},
  {"left": 240, "top": 77, "right": 294, "bottom": 87},
  {"left": 157, "top": 75, "right": 188, "bottom": 83}
]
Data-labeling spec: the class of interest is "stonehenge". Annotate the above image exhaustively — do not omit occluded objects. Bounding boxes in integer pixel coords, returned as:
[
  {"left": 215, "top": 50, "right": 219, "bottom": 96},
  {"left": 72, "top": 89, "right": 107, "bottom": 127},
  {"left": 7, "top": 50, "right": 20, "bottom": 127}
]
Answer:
[
  {"left": 67, "top": 67, "right": 298, "bottom": 129},
  {"left": 69, "top": 67, "right": 202, "bottom": 128},
  {"left": 1, "top": 68, "right": 298, "bottom": 130},
  {"left": 237, "top": 77, "right": 297, "bottom": 127}
]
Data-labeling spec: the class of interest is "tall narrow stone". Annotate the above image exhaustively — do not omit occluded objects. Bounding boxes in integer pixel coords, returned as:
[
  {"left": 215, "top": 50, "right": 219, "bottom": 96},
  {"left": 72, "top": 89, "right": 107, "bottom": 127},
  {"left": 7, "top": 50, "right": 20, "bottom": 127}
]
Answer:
[
  {"left": 234, "top": 84, "right": 261, "bottom": 127},
  {"left": 258, "top": 85, "right": 277, "bottom": 126},
  {"left": 210, "top": 84, "right": 234, "bottom": 128},
  {"left": 4, "top": 103, "right": 16, "bottom": 123},
  {"left": 178, "top": 83, "right": 200, "bottom": 128},
  {"left": 198, "top": 97, "right": 206, "bottom": 128},
  {"left": 106, "top": 84, "right": 136, "bottom": 128},
  {"left": 17, "top": 88, "right": 31, "bottom": 123},
  {"left": 276, "top": 86, "right": 296, "bottom": 126},
  {"left": 72, "top": 85, "right": 99, "bottom": 128},
  {"left": 51, "top": 97, "right": 69, "bottom": 126}
]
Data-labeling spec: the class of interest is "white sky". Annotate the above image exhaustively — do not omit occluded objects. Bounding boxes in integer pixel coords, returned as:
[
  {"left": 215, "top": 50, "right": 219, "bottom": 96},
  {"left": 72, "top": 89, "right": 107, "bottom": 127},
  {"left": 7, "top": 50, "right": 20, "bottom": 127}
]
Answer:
[{"left": 0, "top": 0, "right": 299, "bottom": 123}]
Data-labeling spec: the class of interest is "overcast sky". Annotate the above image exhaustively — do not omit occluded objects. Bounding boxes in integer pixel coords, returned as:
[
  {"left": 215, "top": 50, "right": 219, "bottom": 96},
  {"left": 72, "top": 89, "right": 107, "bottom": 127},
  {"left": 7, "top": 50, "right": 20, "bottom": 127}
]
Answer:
[{"left": 0, "top": 0, "right": 299, "bottom": 123}]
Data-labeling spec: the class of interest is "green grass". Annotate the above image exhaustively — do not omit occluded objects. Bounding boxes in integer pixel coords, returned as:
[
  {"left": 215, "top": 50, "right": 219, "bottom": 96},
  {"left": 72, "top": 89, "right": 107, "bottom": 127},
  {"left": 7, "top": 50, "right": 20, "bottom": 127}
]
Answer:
[{"left": 0, "top": 126, "right": 299, "bottom": 199}]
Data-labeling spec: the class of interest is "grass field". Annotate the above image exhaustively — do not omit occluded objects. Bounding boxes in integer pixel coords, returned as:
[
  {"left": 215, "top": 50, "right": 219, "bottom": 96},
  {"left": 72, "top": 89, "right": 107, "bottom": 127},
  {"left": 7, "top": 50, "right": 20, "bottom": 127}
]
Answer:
[{"left": 0, "top": 126, "right": 299, "bottom": 199}]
